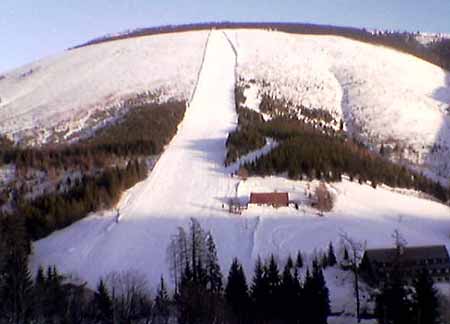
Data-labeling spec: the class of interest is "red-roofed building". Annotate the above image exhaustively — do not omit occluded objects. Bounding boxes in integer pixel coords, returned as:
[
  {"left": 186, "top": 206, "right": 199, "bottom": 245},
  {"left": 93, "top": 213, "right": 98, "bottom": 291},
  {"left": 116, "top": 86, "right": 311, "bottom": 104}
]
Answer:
[{"left": 249, "top": 192, "right": 289, "bottom": 208}]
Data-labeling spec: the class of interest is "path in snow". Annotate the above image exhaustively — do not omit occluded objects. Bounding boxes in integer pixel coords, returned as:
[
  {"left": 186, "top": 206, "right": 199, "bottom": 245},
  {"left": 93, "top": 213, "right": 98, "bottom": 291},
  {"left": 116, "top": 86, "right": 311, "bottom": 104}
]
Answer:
[{"left": 31, "top": 30, "right": 257, "bottom": 287}]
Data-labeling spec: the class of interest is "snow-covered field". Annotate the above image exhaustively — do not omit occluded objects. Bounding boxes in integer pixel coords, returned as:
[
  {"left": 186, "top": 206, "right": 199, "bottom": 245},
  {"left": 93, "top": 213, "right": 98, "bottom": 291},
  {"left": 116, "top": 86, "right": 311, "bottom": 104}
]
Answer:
[
  {"left": 228, "top": 30, "right": 450, "bottom": 182},
  {"left": 0, "top": 31, "right": 208, "bottom": 144},
  {"left": 0, "top": 28, "right": 442, "bottom": 321},
  {"left": 32, "top": 30, "right": 450, "bottom": 299}
]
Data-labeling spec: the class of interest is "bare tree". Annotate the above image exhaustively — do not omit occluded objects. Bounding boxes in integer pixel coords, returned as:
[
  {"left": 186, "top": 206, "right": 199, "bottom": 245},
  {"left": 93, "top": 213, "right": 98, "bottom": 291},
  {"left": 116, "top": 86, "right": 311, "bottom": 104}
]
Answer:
[
  {"left": 105, "top": 270, "right": 153, "bottom": 324},
  {"left": 167, "top": 227, "right": 189, "bottom": 293},
  {"left": 340, "top": 232, "right": 366, "bottom": 323},
  {"left": 314, "top": 182, "right": 334, "bottom": 214}
]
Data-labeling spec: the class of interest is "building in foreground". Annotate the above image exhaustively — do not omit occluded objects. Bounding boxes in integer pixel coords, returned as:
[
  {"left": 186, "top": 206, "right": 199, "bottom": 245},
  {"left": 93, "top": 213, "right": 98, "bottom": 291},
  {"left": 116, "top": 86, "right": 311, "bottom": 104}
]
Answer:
[{"left": 360, "top": 245, "right": 450, "bottom": 285}]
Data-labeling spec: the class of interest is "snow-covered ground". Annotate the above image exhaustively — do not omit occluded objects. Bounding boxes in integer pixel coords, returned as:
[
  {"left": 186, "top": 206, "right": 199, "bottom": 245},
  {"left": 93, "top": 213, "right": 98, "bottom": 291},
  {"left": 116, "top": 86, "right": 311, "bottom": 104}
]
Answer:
[
  {"left": 32, "top": 30, "right": 450, "bottom": 297},
  {"left": 0, "top": 31, "right": 208, "bottom": 145},
  {"left": 228, "top": 29, "right": 450, "bottom": 182}
]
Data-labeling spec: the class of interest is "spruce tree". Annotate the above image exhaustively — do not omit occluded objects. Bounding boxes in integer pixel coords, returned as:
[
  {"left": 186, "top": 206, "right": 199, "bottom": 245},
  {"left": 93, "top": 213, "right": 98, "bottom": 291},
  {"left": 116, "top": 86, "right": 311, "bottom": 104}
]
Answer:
[
  {"left": 296, "top": 251, "right": 304, "bottom": 269},
  {"left": 281, "top": 256, "right": 298, "bottom": 320},
  {"left": 312, "top": 261, "right": 331, "bottom": 324},
  {"left": 154, "top": 276, "right": 171, "bottom": 324},
  {"left": 266, "top": 255, "right": 282, "bottom": 319},
  {"left": 93, "top": 279, "right": 113, "bottom": 324},
  {"left": 413, "top": 270, "right": 440, "bottom": 324},
  {"left": 375, "top": 268, "right": 413, "bottom": 324},
  {"left": 205, "top": 233, "right": 223, "bottom": 293},
  {"left": 250, "top": 257, "right": 269, "bottom": 321},
  {"left": 225, "top": 258, "right": 249, "bottom": 323},
  {"left": 328, "top": 242, "right": 337, "bottom": 266},
  {"left": 0, "top": 215, "right": 34, "bottom": 324}
]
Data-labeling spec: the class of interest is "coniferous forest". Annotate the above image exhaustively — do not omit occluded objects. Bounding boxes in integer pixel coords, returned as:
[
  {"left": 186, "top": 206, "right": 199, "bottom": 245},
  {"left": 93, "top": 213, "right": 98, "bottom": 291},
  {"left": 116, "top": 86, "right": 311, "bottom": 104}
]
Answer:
[
  {"left": 227, "top": 86, "right": 450, "bottom": 203},
  {"left": 0, "top": 101, "right": 186, "bottom": 240}
]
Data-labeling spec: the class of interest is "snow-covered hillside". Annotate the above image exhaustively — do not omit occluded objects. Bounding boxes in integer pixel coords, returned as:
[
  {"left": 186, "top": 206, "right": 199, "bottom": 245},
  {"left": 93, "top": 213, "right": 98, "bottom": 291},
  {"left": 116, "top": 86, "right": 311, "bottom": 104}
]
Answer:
[
  {"left": 31, "top": 30, "right": 450, "bottom": 294},
  {"left": 228, "top": 30, "right": 450, "bottom": 182},
  {"left": 0, "top": 31, "right": 208, "bottom": 145}
]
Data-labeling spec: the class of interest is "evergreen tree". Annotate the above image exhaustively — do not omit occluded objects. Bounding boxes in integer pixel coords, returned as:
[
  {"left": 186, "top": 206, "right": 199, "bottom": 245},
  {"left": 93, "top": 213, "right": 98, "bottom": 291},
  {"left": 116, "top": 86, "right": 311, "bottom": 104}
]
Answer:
[
  {"left": 0, "top": 215, "right": 34, "bottom": 324},
  {"left": 321, "top": 253, "right": 329, "bottom": 268},
  {"left": 413, "top": 270, "right": 440, "bottom": 324},
  {"left": 312, "top": 262, "right": 331, "bottom": 324},
  {"left": 93, "top": 279, "right": 113, "bottom": 324},
  {"left": 280, "top": 256, "right": 298, "bottom": 321},
  {"left": 225, "top": 258, "right": 249, "bottom": 324},
  {"left": 154, "top": 276, "right": 171, "bottom": 324},
  {"left": 328, "top": 242, "right": 337, "bottom": 266},
  {"left": 250, "top": 257, "right": 269, "bottom": 321},
  {"left": 343, "top": 247, "right": 349, "bottom": 264},
  {"left": 375, "top": 268, "right": 413, "bottom": 324},
  {"left": 303, "top": 262, "right": 330, "bottom": 324},
  {"left": 205, "top": 233, "right": 223, "bottom": 293},
  {"left": 266, "top": 255, "right": 282, "bottom": 319},
  {"left": 296, "top": 251, "right": 304, "bottom": 269}
]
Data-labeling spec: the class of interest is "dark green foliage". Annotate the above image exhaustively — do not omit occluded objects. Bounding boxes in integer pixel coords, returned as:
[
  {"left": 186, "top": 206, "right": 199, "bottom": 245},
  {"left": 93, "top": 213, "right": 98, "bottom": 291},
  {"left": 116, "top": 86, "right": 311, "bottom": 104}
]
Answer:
[
  {"left": 225, "top": 88, "right": 266, "bottom": 164},
  {"left": 93, "top": 279, "right": 113, "bottom": 324},
  {"left": 250, "top": 257, "right": 270, "bottom": 321},
  {"left": 231, "top": 90, "right": 449, "bottom": 201},
  {"left": 225, "top": 127, "right": 266, "bottom": 165},
  {"left": 154, "top": 277, "right": 171, "bottom": 324},
  {"left": 303, "top": 261, "right": 331, "bottom": 324},
  {"left": 375, "top": 268, "right": 413, "bottom": 324},
  {"left": 328, "top": 242, "right": 337, "bottom": 267},
  {"left": 296, "top": 251, "right": 304, "bottom": 269},
  {"left": 280, "top": 256, "right": 301, "bottom": 321},
  {"left": 1, "top": 101, "right": 186, "bottom": 242},
  {"left": 171, "top": 220, "right": 225, "bottom": 324},
  {"left": 0, "top": 215, "right": 33, "bottom": 324},
  {"left": 412, "top": 270, "right": 440, "bottom": 324},
  {"left": 206, "top": 233, "right": 223, "bottom": 293},
  {"left": 17, "top": 159, "right": 147, "bottom": 240},
  {"left": 0, "top": 102, "right": 185, "bottom": 169},
  {"left": 265, "top": 255, "right": 282, "bottom": 319},
  {"left": 225, "top": 258, "right": 249, "bottom": 324},
  {"left": 242, "top": 115, "right": 449, "bottom": 202}
]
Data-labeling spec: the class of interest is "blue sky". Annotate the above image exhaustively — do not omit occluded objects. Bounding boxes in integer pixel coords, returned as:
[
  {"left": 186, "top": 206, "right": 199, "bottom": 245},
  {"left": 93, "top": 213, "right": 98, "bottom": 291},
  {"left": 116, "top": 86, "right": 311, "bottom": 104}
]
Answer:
[{"left": 1, "top": 0, "right": 449, "bottom": 73}]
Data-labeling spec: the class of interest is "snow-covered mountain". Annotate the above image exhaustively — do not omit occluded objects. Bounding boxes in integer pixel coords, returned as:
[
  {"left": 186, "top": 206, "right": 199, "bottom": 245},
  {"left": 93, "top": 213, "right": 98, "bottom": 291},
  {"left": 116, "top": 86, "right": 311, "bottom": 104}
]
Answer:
[
  {"left": 0, "top": 31, "right": 209, "bottom": 145},
  {"left": 228, "top": 30, "right": 450, "bottom": 183},
  {"left": 0, "top": 28, "right": 449, "bottom": 317}
]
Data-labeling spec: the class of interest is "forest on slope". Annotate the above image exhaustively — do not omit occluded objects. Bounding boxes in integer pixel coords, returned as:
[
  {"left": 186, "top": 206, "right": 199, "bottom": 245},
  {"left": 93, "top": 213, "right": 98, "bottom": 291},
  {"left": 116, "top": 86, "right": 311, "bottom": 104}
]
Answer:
[
  {"left": 227, "top": 85, "right": 450, "bottom": 203},
  {"left": 0, "top": 101, "right": 186, "bottom": 239}
]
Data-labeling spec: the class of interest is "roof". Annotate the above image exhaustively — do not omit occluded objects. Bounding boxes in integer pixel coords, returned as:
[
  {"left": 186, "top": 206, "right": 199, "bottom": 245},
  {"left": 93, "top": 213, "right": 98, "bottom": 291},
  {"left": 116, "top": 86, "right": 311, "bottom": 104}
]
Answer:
[
  {"left": 249, "top": 192, "right": 289, "bottom": 206},
  {"left": 365, "top": 245, "right": 450, "bottom": 264}
]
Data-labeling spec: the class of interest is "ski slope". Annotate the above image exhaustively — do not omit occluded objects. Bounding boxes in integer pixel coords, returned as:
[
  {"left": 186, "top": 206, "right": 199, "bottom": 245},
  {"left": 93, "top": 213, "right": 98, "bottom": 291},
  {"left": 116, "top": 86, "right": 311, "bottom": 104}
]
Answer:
[
  {"left": 32, "top": 30, "right": 450, "bottom": 291},
  {"left": 31, "top": 30, "right": 246, "bottom": 286},
  {"left": 0, "top": 31, "right": 208, "bottom": 145}
]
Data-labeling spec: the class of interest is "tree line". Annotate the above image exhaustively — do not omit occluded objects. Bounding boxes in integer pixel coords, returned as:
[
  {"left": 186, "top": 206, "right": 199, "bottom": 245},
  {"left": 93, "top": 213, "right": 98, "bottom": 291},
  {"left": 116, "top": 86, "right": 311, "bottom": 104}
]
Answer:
[
  {"left": 0, "top": 102, "right": 185, "bottom": 171},
  {"left": 0, "top": 217, "right": 332, "bottom": 324},
  {"left": 73, "top": 22, "right": 450, "bottom": 72},
  {"left": 1, "top": 217, "right": 445, "bottom": 324},
  {"left": 0, "top": 102, "right": 185, "bottom": 240}
]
